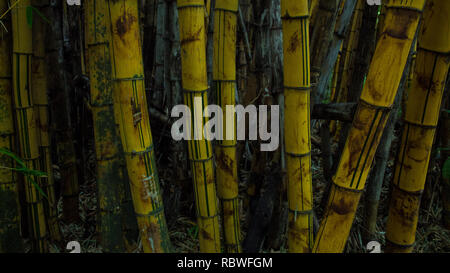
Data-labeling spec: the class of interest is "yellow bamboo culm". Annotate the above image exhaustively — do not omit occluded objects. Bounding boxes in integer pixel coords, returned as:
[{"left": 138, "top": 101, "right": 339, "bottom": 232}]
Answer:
[
  {"left": 213, "top": 0, "right": 240, "bottom": 253},
  {"left": 0, "top": 0, "right": 24, "bottom": 253},
  {"left": 206, "top": 0, "right": 211, "bottom": 18},
  {"left": 312, "top": 0, "right": 426, "bottom": 253},
  {"left": 310, "top": 0, "right": 319, "bottom": 16},
  {"left": 107, "top": 0, "right": 171, "bottom": 253},
  {"left": 177, "top": 0, "right": 221, "bottom": 253},
  {"left": 31, "top": 0, "right": 61, "bottom": 243},
  {"left": 85, "top": 0, "right": 127, "bottom": 252},
  {"left": 385, "top": 0, "right": 450, "bottom": 253},
  {"left": 281, "top": 0, "right": 314, "bottom": 253},
  {"left": 11, "top": 0, "right": 48, "bottom": 253}
]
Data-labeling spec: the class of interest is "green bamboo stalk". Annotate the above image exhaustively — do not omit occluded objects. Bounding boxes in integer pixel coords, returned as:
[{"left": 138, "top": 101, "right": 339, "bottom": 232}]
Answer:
[{"left": 0, "top": 0, "right": 25, "bottom": 253}]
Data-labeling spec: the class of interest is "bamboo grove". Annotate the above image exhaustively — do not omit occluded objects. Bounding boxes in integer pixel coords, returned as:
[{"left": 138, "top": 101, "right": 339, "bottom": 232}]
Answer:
[{"left": 0, "top": 0, "right": 449, "bottom": 253}]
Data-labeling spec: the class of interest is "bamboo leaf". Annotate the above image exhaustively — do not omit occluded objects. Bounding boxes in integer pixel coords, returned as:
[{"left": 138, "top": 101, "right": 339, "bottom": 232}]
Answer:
[
  {"left": 25, "top": 6, "right": 51, "bottom": 28},
  {"left": 26, "top": 6, "right": 33, "bottom": 27},
  {"left": 0, "top": 148, "right": 48, "bottom": 199},
  {"left": 29, "top": 6, "right": 50, "bottom": 24},
  {"left": 28, "top": 175, "right": 48, "bottom": 200},
  {"left": 0, "top": 147, "right": 26, "bottom": 169},
  {"left": 187, "top": 226, "right": 198, "bottom": 239}
]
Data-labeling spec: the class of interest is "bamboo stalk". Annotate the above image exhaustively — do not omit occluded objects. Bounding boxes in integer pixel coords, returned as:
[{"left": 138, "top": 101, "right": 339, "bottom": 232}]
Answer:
[
  {"left": 60, "top": 0, "right": 81, "bottom": 224},
  {"left": 309, "top": 0, "right": 319, "bottom": 30},
  {"left": 169, "top": 0, "right": 183, "bottom": 112},
  {"left": 31, "top": 0, "right": 62, "bottom": 243},
  {"left": 266, "top": 0, "right": 286, "bottom": 252},
  {"left": 281, "top": 0, "right": 313, "bottom": 253},
  {"left": 107, "top": 0, "right": 171, "bottom": 253},
  {"left": 330, "top": 43, "right": 342, "bottom": 103},
  {"left": 206, "top": 0, "right": 215, "bottom": 96},
  {"left": 161, "top": 0, "right": 188, "bottom": 228},
  {"left": 0, "top": 0, "right": 24, "bottom": 253},
  {"left": 312, "top": 0, "right": 426, "bottom": 253},
  {"left": 313, "top": 0, "right": 357, "bottom": 105},
  {"left": 11, "top": 0, "right": 48, "bottom": 253},
  {"left": 40, "top": 0, "right": 80, "bottom": 224},
  {"left": 92, "top": 0, "right": 139, "bottom": 250},
  {"left": 310, "top": 0, "right": 339, "bottom": 87},
  {"left": 328, "top": 43, "right": 342, "bottom": 137},
  {"left": 335, "top": 0, "right": 363, "bottom": 109},
  {"left": 213, "top": 0, "right": 240, "bottom": 253},
  {"left": 237, "top": 0, "right": 251, "bottom": 67},
  {"left": 177, "top": 0, "right": 221, "bottom": 253},
  {"left": 362, "top": 59, "right": 408, "bottom": 243},
  {"left": 332, "top": 2, "right": 379, "bottom": 176},
  {"left": 62, "top": 3, "right": 89, "bottom": 219},
  {"left": 85, "top": 0, "right": 126, "bottom": 252},
  {"left": 153, "top": 0, "right": 167, "bottom": 108},
  {"left": 143, "top": 0, "right": 157, "bottom": 97},
  {"left": 385, "top": 0, "right": 450, "bottom": 253},
  {"left": 347, "top": 2, "right": 379, "bottom": 103},
  {"left": 363, "top": 32, "right": 418, "bottom": 245},
  {"left": 235, "top": 1, "right": 248, "bottom": 209}
]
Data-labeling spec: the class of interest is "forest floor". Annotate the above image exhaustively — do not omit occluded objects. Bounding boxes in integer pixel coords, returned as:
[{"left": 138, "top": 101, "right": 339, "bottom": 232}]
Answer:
[{"left": 33, "top": 123, "right": 450, "bottom": 253}]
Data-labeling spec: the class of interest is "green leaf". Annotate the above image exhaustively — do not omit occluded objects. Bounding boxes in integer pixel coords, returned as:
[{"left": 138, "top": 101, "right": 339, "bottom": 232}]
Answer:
[
  {"left": 187, "top": 226, "right": 198, "bottom": 239},
  {"left": 25, "top": 6, "right": 51, "bottom": 28},
  {"left": 28, "top": 176, "right": 48, "bottom": 200},
  {"left": 0, "top": 148, "right": 48, "bottom": 200},
  {"left": 0, "top": 148, "right": 26, "bottom": 169},
  {"left": 26, "top": 6, "right": 33, "bottom": 28},
  {"left": 443, "top": 158, "right": 450, "bottom": 180},
  {"left": 30, "top": 6, "right": 51, "bottom": 25}
]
